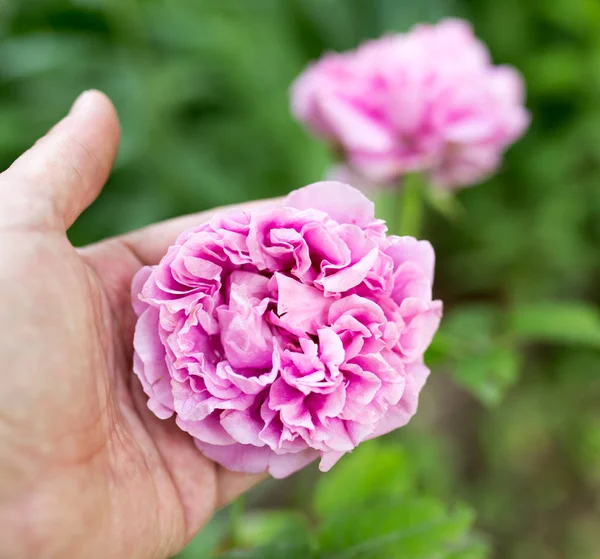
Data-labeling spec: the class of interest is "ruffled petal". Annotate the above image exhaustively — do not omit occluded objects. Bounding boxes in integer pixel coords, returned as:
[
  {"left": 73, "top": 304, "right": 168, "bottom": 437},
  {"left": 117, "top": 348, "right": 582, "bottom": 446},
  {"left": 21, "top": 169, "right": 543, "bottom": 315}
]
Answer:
[{"left": 286, "top": 181, "right": 376, "bottom": 228}]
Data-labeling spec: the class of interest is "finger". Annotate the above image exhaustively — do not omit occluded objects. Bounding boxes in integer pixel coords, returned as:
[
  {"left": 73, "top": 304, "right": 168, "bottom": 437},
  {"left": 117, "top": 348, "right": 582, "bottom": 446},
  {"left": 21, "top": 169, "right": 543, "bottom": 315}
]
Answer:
[
  {"left": 128, "top": 377, "right": 218, "bottom": 540},
  {"left": 0, "top": 90, "right": 120, "bottom": 230},
  {"left": 119, "top": 198, "right": 279, "bottom": 265},
  {"left": 216, "top": 469, "right": 267, "bottom": 509},
  {"left": 129, "top": 377, "right": 265, "bottom": 545}
]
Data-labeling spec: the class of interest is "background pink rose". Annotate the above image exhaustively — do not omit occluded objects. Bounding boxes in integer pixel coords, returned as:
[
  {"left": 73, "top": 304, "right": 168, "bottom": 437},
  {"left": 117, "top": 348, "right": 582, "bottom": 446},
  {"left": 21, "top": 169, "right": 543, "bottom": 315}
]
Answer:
[
  {"left": 132, "top": 182, "right": 441, "bottom": 478},
  {"left": 291, "top": 18, "right": 530, "bottom": 189}
]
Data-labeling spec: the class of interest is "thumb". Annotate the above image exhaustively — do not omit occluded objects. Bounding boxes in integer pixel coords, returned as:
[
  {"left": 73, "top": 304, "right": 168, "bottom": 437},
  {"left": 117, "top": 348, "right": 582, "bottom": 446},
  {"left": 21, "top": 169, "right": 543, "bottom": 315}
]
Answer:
[{"left": 0, "top": 90, "right": 121, "bottom": 231}]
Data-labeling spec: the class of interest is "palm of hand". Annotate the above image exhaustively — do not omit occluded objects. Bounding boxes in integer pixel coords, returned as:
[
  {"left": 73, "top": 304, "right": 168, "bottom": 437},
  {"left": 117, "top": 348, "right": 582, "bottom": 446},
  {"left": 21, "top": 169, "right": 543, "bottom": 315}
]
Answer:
[{"left": 0, "top": 92, "right": 261, "bottom": 559}]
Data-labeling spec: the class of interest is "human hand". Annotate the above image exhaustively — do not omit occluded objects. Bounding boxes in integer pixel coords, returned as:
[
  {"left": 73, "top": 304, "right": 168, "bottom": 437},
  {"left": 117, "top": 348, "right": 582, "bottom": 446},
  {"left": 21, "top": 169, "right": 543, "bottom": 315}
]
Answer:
[{"left": 0, "top": 91, "right": 265, "bottom": 559}]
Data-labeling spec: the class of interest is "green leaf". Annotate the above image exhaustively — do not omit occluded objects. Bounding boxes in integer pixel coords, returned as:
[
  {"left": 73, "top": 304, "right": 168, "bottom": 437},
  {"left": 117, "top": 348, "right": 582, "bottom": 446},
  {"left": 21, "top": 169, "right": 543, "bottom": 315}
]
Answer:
[
  {"left": 216, "top": 540, "right": 313, "bottom": 559},
  {"left": 424, "top": 188, "right": 464, "bottom": 223},
  {"left": 0, "top": 34, "right": 98, "bottom": 79},
  {"left": 452, "top": 345, "right": 521, "bottom": 407},
  {"left": 444, "top": 537, "right": 490, "bottom": 559},
  {"left": 318, "top": 498, "right": 480, "bottom": 559},
  {"left": 217, "top": 518, "right": 314, "bottom": 559},
  {"left": 525, "top": 47, "right": 585, "bottom": 95},
  {"left": 510, "top": 302, "right": 600, "bottom": 348},
  {"left": 376, "top": 0, "right": 455, "bottom": 31},
  {"left": 372, "top": 188, "right": 400, "bottom": 233},
  {"left": 175, "top": 511, "right": 229, "bottom": 559},
  {"left": 314, "top": 440, "right": 415, "bottom": 517},
  {"left": 437, "top": 305, "right": 520, "bottom": 406},
  {"left": 438, "top": 305, "right": 501, "bottom": 352},
  {"left": 235, "top": 510, "right": 311, "bottom": 549}
]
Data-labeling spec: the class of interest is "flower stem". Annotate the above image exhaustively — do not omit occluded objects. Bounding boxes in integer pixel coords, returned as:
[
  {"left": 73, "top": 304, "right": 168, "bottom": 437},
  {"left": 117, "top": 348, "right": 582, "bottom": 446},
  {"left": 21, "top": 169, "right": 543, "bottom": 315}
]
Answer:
[{"left": 398, "top": 173, "right": 425, "bottom": 238}]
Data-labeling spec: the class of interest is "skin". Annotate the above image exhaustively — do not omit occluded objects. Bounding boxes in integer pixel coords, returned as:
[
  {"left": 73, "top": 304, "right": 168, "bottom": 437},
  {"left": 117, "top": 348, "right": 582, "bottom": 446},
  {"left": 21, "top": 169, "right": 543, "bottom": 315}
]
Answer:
[{"left": 0, "top": 91, "right": 265, "bottom": 559}]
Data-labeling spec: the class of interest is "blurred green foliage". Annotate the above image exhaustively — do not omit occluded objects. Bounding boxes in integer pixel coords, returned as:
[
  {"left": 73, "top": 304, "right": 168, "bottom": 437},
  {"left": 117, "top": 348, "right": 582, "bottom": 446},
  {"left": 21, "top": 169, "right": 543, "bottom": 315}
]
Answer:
[
  {"left": 184, "top": 441, "right": 487, "bottom": 559},
  {"left": 1, "top": 1, "right": 600, "bottom": 558}
]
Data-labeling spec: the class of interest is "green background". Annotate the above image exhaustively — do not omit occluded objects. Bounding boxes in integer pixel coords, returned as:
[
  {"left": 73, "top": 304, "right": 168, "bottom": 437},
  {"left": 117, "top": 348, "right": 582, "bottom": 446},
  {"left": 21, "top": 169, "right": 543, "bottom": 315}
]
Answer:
[{"left": 1, "top": 1, "right": 600, "bottom": 558}]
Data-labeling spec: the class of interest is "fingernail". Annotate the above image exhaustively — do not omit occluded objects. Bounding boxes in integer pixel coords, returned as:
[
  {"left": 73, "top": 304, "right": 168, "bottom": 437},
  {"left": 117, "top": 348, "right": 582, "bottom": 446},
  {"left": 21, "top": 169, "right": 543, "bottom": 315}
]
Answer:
[{"left": 69, "top": 90, "right": 96, "bottom": 116}]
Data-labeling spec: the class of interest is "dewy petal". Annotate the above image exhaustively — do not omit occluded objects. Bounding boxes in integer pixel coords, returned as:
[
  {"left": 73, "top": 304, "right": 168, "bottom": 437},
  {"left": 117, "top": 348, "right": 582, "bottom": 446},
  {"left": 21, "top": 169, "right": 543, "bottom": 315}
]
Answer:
[{"left": 285, "top": 181, "right": 377, "bottom": 228}]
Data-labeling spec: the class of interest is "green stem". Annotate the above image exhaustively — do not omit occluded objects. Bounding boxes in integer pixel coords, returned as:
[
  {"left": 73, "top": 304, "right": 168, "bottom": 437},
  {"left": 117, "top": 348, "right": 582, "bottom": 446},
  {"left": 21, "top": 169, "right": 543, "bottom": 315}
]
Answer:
[{"left": 397, "top": 173, "right": 425, "bottom": 238}]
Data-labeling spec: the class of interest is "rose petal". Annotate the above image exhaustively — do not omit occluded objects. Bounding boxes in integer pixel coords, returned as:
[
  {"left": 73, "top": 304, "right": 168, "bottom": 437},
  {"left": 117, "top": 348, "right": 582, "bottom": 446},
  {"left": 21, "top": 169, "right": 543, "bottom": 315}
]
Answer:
[
  {"left": 275, "top": 273, "right": 331, "bottom": 334},
  {"left": 286, "top": 181, "right": 376, "bottom": 228}
]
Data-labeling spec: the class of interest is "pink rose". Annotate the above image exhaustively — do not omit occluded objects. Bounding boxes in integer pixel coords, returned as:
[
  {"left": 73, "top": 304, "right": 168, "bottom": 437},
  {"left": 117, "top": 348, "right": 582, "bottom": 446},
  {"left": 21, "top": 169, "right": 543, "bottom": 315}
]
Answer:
[
  {"left": 291, "top": 18, "right": 530, "bottom": 189},
  {"left": 132, "top": 182, "right": 442, "bottom": 478}
]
